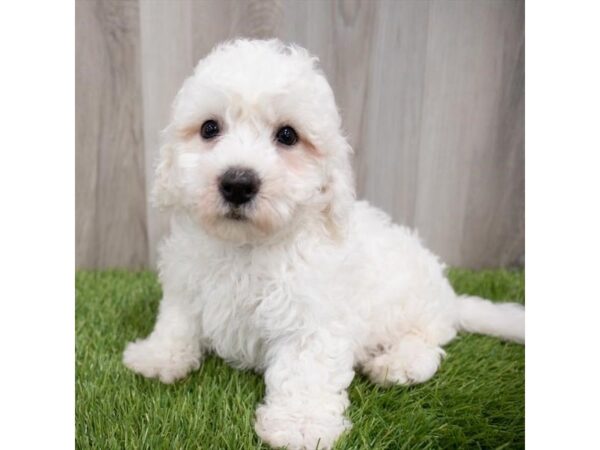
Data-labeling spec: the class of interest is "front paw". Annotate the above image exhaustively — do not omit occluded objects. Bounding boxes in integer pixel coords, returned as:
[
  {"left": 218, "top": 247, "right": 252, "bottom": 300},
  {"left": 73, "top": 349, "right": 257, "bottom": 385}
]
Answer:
[
  {"left": 255, "top": 401, "right": 350, "bottom": 450},
  {"left": 122, "top": 337, "right": 201, "bottom": 384}
]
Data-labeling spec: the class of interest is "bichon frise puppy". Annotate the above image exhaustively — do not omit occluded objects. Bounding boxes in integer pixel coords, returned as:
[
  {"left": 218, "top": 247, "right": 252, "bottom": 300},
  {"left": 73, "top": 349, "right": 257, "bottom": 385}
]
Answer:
[{"left": 123, "top": 39, "right": 524, "bottom": 449}]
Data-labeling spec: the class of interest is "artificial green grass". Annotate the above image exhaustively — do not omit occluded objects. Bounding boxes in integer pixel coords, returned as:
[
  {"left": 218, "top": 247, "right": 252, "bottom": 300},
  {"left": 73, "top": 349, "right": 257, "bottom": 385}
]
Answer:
[{"left": 76, "top": 269, "right": 524, "bottom": 450}]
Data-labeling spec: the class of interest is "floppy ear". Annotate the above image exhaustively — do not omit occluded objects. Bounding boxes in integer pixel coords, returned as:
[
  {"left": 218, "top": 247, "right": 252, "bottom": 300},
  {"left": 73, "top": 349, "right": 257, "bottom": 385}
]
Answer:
[
  {"left": 151, "top": 137, "right": 180, "bottom": 208},
  {"left": 323, "top": 136, "right": 356, "bottom": 239}
]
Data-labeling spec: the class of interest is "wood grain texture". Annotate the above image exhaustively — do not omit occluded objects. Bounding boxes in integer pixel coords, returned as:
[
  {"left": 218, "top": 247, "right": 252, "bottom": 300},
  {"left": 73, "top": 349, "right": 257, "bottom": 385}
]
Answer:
[
  {"left": 138, "top": 0, "right": 195, "bottom": 266},
  {"left": 413, "top": 0, "right": 524, "bottom": 267},
  {"left": 355, "top": 0, "right": 430, "bottom": 230},
  {"left": 76, "top": 0, "right": 524, "bottom": 269},
  {"left": 76, "top": 0, "right": 147, "bottom": 268}
]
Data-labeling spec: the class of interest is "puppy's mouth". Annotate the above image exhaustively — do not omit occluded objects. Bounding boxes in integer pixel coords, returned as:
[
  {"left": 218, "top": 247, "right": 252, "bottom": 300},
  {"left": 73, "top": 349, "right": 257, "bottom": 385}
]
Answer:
[{"left": 224, "top": 209, "right": 247, "bottom": 221}]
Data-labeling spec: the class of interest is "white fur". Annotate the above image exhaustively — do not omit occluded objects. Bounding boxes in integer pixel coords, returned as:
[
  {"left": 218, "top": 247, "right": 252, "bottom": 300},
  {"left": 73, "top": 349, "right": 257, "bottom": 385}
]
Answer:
[{"left": 123, "top": 39, "right": 525, "bottom": 449}]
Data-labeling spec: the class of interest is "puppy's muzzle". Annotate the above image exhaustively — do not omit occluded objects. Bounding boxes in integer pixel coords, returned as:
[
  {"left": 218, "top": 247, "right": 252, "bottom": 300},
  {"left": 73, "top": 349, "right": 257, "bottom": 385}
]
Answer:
[{"left": 219, "top": 167, "right": 261, "bottom": 206}]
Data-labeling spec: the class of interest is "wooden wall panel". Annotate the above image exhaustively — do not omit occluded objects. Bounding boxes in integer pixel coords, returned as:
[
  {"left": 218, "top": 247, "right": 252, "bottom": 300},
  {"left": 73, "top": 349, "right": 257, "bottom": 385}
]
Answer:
[
  {"left": 355, "top": 0, "right": 431, "bottom": 230},
  {"left": 413, "top": 0, "right": 524, "bottom": 267},
  {"left": 75, "top": 0, "right": 147, "bottom": 268},
  {"left": 76, "top": 0, "right": 525, "bottom": 269}
]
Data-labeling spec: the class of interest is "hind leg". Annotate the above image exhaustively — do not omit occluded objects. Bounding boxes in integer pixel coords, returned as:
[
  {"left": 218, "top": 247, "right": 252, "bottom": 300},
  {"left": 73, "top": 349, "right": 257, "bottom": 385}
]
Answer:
[{"left": 361, "top": 334, "right": 445, "bottom": 387}]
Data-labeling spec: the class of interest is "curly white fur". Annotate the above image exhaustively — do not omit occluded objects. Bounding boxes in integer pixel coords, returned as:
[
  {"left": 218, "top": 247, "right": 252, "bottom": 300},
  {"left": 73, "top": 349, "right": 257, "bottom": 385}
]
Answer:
[{"left": 123, "top": 39, "right": 525, "bottom": 449}]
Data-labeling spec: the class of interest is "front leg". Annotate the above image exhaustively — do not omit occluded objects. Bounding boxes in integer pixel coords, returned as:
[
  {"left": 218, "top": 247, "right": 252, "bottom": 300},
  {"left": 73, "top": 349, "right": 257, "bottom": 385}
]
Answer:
[
  {"left": 255, "top": 332, "right": 355, "bottom": 450},
  {"left": 123, "top": 296, "right": 203, "bottom": 383}
]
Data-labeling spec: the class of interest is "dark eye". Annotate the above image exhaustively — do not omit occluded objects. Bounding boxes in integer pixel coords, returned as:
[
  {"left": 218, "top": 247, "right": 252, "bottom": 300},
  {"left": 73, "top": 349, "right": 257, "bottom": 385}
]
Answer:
[
  {"left": 275, "top": 126, "right": 298, "bottom": 146},
  {"left": 200, "top": 120, "right": 220, "bottom": 140}
]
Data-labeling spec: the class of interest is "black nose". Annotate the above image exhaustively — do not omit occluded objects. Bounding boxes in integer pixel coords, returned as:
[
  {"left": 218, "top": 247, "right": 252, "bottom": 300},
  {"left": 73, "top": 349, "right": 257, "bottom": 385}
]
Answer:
[{"left": 219, "top": 168, "right": 261, "bottom": 206}]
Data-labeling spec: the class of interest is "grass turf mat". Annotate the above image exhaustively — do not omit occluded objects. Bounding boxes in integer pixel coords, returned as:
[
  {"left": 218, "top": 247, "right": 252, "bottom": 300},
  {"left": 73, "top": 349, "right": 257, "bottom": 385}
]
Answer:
[{"left": 76, "top": 269, "right": 524, "bottom": 449}]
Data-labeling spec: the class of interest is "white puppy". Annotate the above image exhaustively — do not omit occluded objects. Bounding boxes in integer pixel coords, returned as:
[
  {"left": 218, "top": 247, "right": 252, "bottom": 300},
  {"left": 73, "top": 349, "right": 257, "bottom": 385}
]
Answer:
[{"left": 123, "top": 39, "right": 524, "bottom": 449}]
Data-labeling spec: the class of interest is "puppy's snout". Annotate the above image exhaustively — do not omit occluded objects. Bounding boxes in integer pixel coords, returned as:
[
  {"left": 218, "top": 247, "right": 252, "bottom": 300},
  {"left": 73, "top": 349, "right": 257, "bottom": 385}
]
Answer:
[{"left": 219, "top": 168, "right": 261, "bottom": 206}]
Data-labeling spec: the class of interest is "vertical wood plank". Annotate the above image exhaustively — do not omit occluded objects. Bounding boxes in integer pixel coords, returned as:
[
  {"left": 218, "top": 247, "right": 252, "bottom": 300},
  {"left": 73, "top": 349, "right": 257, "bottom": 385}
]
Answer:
[
  {"left": 460, "top": 1, "right": 524, "bottom": 267},
  {"left": 329, "top": 0, "right": 378, "bottom": 156},
  {"left": 76, "top": 0, "right": 147, "bottom": 268},
  {"left": 139, "top": 0, "right": 194, "bottom": 266},
  {"left": 75, "top": 0, "right": 98, "bottom": 268},
  {"left": 354, "top": 0, "right": 431, "bottom": 228}
]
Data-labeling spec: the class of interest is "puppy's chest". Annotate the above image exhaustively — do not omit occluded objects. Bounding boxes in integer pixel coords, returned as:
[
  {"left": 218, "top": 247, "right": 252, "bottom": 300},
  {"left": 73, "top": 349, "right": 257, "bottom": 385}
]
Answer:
[{"left": 197, "top": 258, "right": 290, "bottom": 369}]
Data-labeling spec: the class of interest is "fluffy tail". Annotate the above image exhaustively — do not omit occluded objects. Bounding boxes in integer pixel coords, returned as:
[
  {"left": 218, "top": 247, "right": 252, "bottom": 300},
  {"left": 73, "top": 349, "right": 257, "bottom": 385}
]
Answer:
[{"left": 455, "top": 296, "right": 525, "bottom": 343}]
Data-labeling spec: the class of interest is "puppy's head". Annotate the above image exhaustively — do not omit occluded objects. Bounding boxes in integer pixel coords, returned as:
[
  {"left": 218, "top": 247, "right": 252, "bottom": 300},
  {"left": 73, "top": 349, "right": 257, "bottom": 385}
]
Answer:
[{"left": 154, "top": 39, "right": 354, "bottom": 243}]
